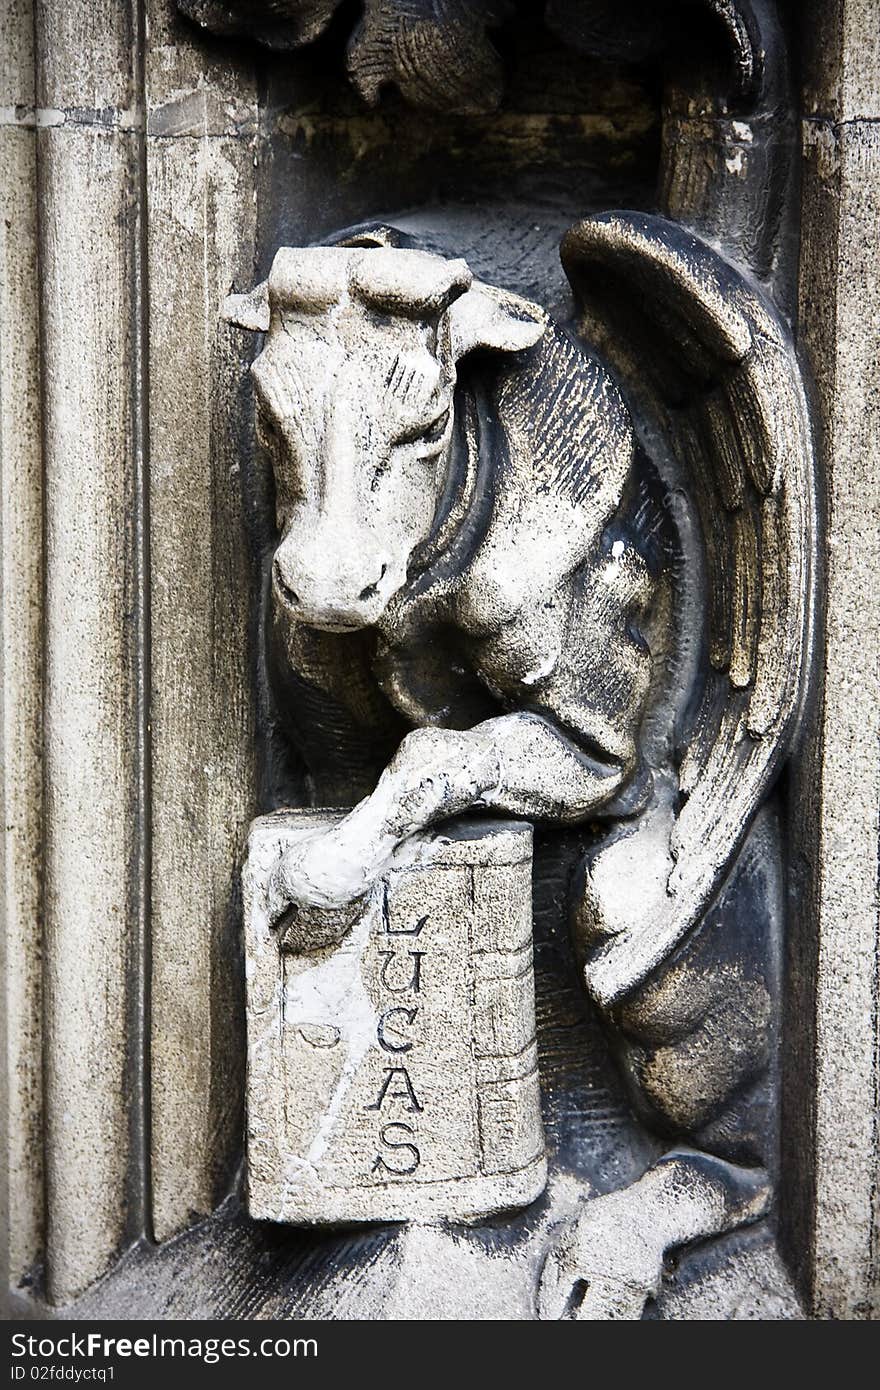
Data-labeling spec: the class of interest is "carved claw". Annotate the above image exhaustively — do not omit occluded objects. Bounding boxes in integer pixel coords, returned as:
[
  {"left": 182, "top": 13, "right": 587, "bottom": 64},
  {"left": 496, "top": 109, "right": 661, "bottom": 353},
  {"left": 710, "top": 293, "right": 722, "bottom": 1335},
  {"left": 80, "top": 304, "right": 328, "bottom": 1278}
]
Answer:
[
  {"left": 262, "top": 820, "right": 392, "bottom": 950},
  {"left": 273, "top": 824, "right": 387, "bottom": 908},
  {"left": 537, "top": 1192, "right": 665, "bottom": 1321}
]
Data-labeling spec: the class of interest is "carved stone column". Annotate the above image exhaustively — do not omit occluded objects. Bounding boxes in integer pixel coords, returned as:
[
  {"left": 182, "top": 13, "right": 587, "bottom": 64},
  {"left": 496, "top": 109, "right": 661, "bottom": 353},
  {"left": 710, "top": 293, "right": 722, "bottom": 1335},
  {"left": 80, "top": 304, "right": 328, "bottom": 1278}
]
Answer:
[{"left": 783, "top": 0, "right": 880, "bottom": 1321}]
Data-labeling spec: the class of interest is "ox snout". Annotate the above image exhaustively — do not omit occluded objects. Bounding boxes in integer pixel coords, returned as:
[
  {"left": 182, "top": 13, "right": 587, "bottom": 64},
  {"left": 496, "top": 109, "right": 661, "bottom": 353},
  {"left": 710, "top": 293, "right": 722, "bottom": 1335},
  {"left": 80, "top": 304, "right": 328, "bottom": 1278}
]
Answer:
[{"left": 272, "top": 540, "right": 397, "bottom": 632}]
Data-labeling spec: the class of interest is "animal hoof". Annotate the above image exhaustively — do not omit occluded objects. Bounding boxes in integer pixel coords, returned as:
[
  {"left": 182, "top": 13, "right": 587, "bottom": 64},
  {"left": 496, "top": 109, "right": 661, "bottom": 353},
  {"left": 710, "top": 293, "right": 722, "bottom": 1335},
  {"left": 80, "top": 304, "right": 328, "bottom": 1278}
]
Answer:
[
  {"left": 536, "top": 1193, "right": 663, "bottom": 1321},
  {"left": 539, "top": 1267, "right": 652, "bottom": 1321}
]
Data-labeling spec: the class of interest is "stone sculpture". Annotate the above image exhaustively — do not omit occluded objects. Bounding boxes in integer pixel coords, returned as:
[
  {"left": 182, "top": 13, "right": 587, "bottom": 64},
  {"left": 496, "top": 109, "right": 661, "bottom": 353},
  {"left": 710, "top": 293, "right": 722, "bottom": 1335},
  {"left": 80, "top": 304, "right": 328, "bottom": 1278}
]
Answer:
[
  {"left": 244, "top": 812, "right": 544, "bottom": 1224},
  {"left": 178, "top": 0, "right": 515, "bottom": 112},
  {"left": 177, "top": 0, "right": 771, "bottom": 118},
  {"left": 11, "top": 0, "right": 879, "bottom": 1327},
  {"left": 225, "top": 214, "right": 814, "bottom": 1318}
]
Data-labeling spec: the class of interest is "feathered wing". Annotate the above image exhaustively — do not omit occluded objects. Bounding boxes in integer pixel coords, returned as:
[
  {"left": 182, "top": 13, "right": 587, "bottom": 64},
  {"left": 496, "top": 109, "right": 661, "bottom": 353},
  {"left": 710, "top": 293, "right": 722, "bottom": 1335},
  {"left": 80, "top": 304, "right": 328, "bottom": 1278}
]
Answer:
[{"left": 561, "top": 212, "right": 816, "bottom": 1008}]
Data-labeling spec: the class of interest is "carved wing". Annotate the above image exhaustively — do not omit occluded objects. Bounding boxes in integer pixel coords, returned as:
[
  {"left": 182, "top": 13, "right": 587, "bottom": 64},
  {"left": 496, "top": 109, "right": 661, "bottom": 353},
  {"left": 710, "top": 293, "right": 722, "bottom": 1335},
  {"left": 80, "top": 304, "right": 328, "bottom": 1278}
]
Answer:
[{"left": 561, "top": 212, "right": 816, "bottom": 1007}]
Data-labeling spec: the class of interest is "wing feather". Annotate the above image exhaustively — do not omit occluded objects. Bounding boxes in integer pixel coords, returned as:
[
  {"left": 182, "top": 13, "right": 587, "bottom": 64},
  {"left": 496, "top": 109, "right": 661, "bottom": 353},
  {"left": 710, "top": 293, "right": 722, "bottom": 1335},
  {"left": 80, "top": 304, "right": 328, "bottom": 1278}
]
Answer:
[{"left": 561, "top": 212, "right": 815, "bottom": 1005}]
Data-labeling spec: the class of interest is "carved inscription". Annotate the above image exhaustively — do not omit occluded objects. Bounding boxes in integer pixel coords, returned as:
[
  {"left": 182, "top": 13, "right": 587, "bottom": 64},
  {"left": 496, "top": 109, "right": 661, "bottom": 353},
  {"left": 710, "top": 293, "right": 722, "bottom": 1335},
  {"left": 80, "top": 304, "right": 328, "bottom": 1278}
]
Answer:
[
  {"left": 369, "top": 908, "right": 424, "bottom": 1175},
  {"left": 243, "top": 811, "right": 547, "bottom": 1224}
]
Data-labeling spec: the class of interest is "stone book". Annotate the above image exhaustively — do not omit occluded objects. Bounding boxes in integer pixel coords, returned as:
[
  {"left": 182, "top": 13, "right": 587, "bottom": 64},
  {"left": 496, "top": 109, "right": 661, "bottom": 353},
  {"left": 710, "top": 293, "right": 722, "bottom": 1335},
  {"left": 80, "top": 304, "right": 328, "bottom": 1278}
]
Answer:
[{"left": 243, "top": 812, "right": 547, "bottom": 1225}]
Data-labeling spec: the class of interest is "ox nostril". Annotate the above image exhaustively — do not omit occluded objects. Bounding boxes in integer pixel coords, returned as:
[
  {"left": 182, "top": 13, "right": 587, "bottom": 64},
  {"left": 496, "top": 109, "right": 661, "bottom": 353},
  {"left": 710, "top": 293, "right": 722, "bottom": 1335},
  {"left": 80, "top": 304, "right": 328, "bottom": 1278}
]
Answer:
[
  {"left": 273, "top": 558, "right": 299, "bottom": 607},
  {"left": 358, "top": 564, "right": 388, "bottom": 603}
]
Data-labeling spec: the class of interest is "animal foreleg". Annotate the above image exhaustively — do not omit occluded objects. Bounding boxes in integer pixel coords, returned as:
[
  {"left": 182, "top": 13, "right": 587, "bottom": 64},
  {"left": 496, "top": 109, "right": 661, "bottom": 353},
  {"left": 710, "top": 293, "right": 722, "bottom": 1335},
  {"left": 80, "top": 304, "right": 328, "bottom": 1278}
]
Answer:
[
  {"left": 537, "top": 1150, "right": 771, "bottom": 1320},
  {"left": 268, "top": 711, "right": 626, "bottom": 923}
]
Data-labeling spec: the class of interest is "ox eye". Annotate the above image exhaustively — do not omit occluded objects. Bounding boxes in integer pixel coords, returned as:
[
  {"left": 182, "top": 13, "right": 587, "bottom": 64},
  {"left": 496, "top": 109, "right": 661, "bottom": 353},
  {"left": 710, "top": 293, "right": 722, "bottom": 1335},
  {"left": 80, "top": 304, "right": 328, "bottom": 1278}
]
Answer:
[
  {"left": 393, "top": 406, "right": 450, "bottom": 455},
  {"left": 420, "top": 409, "right": 450, "bottom": 448}
]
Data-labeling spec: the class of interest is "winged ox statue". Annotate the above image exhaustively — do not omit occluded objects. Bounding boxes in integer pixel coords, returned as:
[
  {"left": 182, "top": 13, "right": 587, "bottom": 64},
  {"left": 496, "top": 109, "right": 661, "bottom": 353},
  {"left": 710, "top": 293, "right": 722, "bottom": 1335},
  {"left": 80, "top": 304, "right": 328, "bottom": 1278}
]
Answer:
[{"left": 223, "top": 211, "right": 815, "bottom": 1318}]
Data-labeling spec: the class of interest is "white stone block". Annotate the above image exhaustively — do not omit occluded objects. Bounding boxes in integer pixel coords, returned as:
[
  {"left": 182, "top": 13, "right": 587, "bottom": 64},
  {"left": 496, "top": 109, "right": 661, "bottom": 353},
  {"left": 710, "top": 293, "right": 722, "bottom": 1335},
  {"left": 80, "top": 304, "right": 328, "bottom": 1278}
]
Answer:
[{"left": 243, "top": 810, "right": 546, "bottom": 1224}]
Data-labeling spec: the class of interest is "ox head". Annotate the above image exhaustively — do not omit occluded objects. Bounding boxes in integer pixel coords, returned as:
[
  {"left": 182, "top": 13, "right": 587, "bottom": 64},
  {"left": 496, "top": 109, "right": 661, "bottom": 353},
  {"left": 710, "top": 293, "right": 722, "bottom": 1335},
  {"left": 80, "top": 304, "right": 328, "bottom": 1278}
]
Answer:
[{"left": 224, "top": 238, "right": 546, "bottom": 632}]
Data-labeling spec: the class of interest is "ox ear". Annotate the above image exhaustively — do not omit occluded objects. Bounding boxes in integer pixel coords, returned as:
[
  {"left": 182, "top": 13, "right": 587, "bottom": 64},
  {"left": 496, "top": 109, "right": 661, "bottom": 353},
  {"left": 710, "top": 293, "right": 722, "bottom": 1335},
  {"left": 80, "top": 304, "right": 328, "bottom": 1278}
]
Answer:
[
  {"left": 221, "top": 281, "right": 270, "bottom": 332},
  {"left": 447, "top": 281, "right": 547, "bottom": 360}
]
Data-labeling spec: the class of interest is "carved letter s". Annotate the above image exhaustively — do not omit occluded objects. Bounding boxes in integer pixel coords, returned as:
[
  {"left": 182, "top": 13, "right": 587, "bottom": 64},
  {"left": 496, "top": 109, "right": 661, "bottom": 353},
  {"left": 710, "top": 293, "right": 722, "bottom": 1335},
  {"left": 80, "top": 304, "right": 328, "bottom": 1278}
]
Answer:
[{"left": 372, "top": 1122, "right": 421, "bottom": 1177}]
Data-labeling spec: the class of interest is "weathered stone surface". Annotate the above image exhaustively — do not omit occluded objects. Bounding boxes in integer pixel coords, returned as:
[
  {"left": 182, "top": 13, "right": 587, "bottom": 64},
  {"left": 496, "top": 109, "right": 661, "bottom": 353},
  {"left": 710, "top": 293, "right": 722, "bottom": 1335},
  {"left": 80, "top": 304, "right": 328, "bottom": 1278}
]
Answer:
[
  {"left": 244, "top": 812, "right": 545, "bottom": 1224},
  {"left": 801, "top": 0, "right": 880, "bottom": 122},
  {"left": 35, "top": 0, "right": 147, "bottom": 1307},
  {"left": 60, "top": 1196, "right": 802, "bottom": 1320},
  {"left": 145, "top": 0, "right": 260, "bottom": 1247},
  {"left": 0, "top": 0, "right": 44, "bottom": 1298},
  {"left": 784, "top": 5, "right": 880, "bottom": 1315}
]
